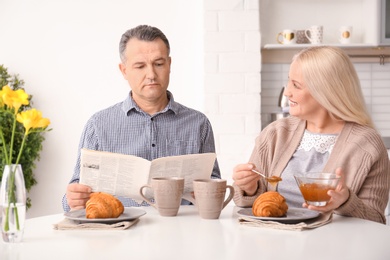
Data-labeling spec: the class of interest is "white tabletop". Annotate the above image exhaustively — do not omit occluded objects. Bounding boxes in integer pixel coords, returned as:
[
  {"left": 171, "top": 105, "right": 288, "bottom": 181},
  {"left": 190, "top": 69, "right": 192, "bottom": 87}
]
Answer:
[{"left": 1, "top": 205, "right": 390, "bottom": 260}]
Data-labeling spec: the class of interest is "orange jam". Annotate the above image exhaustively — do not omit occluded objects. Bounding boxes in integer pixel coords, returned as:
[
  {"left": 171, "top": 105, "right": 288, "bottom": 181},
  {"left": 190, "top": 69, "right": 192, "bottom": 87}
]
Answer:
[
  {"left": 267, "top": 176, "right": 282, "bottom": 187},
  {"left": 299, "top": 183, "right": 335, "bottom": 202}
]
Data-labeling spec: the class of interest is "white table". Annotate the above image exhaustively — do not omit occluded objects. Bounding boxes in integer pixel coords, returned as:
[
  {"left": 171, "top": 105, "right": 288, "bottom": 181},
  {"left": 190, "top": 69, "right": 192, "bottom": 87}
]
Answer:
[{"left": 1, "top": 205, "right": 390, "bottom": 260}]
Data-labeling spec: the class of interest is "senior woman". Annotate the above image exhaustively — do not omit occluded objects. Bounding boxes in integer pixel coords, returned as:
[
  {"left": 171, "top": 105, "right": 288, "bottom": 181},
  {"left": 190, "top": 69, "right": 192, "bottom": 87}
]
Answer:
[{"left": 233, "top": 46, "right": 390, "bottom": 224}]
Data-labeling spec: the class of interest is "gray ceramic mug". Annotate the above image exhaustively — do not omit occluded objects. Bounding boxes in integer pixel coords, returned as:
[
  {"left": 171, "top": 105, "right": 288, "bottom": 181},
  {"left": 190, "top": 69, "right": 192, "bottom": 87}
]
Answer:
[
  {"left": 184, "top": 179, "right": 234, "bottom": 219},
  {"left": 140, "top": 177, "right": 184, "bottom": 217}
]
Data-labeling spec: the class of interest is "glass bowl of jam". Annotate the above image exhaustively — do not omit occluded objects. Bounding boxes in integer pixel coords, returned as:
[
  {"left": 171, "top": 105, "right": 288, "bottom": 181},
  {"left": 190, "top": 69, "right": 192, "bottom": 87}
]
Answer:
[{"left": 294, "top": 172, "right": 340, "bottom": 206}]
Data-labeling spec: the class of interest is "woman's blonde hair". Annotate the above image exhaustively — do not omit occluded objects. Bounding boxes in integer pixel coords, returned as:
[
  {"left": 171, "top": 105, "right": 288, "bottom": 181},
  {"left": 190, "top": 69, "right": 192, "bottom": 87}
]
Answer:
[{"left": 292, "top": 46, "right": 374, "bottom": 128}]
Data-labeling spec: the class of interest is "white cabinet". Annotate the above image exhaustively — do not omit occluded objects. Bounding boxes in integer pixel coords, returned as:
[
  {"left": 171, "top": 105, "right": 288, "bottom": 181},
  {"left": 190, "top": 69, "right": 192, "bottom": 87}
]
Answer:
[
  {"left": 260, "top": 0, "right": 382, "bottom": 49},
  {"left": 260, "top": 0, "right": 390, "bottom": 64}
]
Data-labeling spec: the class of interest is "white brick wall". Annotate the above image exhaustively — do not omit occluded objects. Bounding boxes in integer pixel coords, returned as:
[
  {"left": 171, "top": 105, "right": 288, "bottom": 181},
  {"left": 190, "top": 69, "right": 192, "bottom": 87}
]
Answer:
[{"left": 204, "top": 0, "right": 261, "bottom": 182}]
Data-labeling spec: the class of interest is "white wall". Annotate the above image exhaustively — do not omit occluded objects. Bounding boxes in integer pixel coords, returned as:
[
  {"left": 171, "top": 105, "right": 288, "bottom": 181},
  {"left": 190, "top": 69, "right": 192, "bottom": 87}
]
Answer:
[
  {"left": 0, "top": 0, "right": 204, "bottom": 218},
  {"left": 203, "top": 0, "right": 261, "bottom": 187}
]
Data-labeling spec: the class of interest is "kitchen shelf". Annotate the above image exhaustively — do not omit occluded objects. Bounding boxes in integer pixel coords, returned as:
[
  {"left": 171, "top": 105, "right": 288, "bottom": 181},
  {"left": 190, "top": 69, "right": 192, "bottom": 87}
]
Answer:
[
  {"left": 263, "top": 43, "right": 379, "bottom": 49},
  {"left": 261, "top": 45, "right": 390, "bottom": 64}
]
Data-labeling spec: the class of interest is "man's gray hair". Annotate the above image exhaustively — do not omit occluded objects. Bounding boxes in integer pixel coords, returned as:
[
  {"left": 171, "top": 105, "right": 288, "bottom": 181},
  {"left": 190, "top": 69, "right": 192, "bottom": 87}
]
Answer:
[{"left": 119, "top": 25, "right": 170, "bottom": 62}]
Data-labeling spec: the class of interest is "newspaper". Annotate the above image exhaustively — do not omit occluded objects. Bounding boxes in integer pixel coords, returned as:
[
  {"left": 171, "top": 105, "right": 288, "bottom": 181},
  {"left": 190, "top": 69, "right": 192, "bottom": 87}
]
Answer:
[{"left": 79, "top": 148, "right": 217, "bottom": 202}]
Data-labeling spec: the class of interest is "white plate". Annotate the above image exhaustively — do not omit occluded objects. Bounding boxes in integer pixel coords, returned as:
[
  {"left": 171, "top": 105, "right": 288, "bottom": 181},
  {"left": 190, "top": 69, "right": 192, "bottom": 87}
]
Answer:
[
  {"left": 237, "top": 208, "right": 319, "bottom": 224},
  {"left": 64, "top": 207, "right": 146, "bottom": 224}
]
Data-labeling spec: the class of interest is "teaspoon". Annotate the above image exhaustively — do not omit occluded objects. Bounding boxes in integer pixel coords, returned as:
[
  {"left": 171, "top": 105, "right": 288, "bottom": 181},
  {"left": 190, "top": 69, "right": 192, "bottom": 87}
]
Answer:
[{"left": 251, "top": 169, "right": 282, "bottom": 185}]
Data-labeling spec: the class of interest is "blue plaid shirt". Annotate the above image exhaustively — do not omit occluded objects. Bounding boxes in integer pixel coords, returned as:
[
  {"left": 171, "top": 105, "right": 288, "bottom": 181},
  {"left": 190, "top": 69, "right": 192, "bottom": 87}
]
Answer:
[{"left": 62, "top": 91, "right": 220, "bottom": 211}]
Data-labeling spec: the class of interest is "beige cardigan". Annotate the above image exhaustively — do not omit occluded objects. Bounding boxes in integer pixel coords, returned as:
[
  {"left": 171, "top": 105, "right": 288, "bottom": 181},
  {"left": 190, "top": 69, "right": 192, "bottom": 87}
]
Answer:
[{"left": 233, "top": 116, "right": 390, "bottom": 224}]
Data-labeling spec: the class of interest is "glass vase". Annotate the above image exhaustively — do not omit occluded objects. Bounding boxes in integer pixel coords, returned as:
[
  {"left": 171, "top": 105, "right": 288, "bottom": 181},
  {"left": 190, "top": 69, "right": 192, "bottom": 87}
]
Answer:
[{"left": 0, "top": 164, "right": 27, "bottom": 243}]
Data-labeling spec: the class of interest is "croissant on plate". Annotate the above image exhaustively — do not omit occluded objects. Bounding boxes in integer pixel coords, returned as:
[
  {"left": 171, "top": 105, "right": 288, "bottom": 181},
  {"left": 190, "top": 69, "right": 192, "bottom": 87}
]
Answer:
[
  {"left": 252, "top": 191, "right": 288, "bottom": 217},
  {"left": 86, "top": 192, "right": 124, "bottom": 219}
]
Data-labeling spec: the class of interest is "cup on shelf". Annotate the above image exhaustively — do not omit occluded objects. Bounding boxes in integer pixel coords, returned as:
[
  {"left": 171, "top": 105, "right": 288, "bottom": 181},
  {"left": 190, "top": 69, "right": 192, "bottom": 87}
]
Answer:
[
  {"left": 296, "top": 30, "right": 310, "bottom": 44},
  {"left": 276, "top": 29, "right": 297, "bottom": 45},
  {"left": 139, "top": 177, "right": 184, "bottom": 217},
  {"left": 305, "top": 25, "right": 323, "bottom": 44},
  {"left": 338, "top": 26, "right": 352, "bottom": 44}
]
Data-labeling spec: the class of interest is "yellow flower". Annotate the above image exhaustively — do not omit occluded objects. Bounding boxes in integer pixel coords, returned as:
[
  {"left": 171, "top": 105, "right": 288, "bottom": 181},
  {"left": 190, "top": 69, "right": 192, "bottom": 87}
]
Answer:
[
  {"left": 16, "top": 108, "right": 50, "bottom": 135},
  {"left": 0, "top": 85, "right": 29, "bottom": 113}
]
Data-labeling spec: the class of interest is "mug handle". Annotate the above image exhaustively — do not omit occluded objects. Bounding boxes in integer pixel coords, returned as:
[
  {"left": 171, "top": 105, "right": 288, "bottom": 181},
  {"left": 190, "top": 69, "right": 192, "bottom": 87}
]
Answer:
[
  {"left": 276, "top": 32, "right": 283, "bottom": 44},
  {"left": 221, "top": 185, "right": 235, "bottom": 210},
  {"left": 139, "top": 185, "right": 157, "bottom": 209},
  {"left": 182, "top": 192, "right": 196, "bottom": 205},
  {"left": 304, "top": 30, "right": 311, "bottom": 40}
]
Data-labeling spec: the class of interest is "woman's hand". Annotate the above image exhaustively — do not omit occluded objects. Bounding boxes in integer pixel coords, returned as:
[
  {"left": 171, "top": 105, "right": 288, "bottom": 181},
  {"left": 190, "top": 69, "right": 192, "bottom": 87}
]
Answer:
[
  {"left": 303, "top": 167, "right": 350, "bottom": 212},
  {"left": 232, "top": 163, "right": 261, "bottom": 196}
]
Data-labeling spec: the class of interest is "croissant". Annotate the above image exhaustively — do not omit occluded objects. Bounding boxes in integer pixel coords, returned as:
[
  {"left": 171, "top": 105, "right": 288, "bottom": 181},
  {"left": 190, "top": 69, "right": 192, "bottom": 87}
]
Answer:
[
  {"left": 252, "top": 191, "right": 288, "bottom": 217},
  {"left": 86, "top": 192, "right": 124, "bottom": 219}
]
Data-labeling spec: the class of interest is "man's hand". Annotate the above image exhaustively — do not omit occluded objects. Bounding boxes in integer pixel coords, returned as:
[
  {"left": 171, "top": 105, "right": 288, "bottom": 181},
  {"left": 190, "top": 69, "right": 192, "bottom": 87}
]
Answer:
[{"left": 66, "top": 183, "right": 92, "bottom": 210}]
